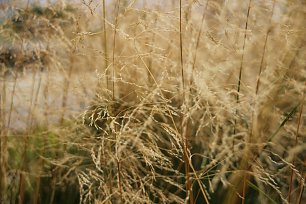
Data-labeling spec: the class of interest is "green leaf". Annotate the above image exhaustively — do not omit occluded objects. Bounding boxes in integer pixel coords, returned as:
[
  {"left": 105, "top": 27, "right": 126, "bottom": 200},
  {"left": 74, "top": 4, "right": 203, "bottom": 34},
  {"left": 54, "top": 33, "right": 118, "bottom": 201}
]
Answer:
[
  {"left": 247, "top": 181, "right": 277, "bottom": 204},
  {"left": 268, "top": 104, "right": 299, "bottom": 142}
]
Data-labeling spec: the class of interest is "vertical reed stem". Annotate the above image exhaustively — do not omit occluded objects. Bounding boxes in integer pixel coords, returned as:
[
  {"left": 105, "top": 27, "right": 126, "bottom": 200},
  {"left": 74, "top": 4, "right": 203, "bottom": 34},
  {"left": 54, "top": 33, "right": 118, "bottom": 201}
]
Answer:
[
  {"left": 18, "top": 69, "right": 37, "bottom": 204},
  {"left": 112, "top": 0, "right": 120, "bottom": 101},
  {"left": 297, "top": 173, "right": 305, "bottom": 204},
  {"left": 289, "top": 82, "right": 305, "bottom": 203},
  {"left": 237, "top": 0, "right": 252, "bottom": 104},
  {"left": 102, "top": 0, "right": 109, "bottom": 90},
  {"left": 255, "top": 1, "right": 275, "bottom": 94},
  {"left": 60, "top": 50, "right": 74, "bottom": 124},
  {"left": 235, "top": 1, "right": 252, "bottom": 203},
  {"left": 179, "top": 0, "right": 193, "bottom": 203},
  {"left": 0, "top": 72, "right": 7, "bottom": 203},
  {"left": 190, "top": 0, "right": 209, "bottom": 87},
  {"left": 112, "top": 0, "right": 123, "bottom": 201}
]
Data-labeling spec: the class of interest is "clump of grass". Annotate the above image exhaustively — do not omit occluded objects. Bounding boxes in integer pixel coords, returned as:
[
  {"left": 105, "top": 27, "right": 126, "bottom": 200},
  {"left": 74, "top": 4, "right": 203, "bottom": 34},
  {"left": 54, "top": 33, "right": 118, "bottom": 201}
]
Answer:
[
  {"left": 74, "top": 0, "right": 306, "bottom": 203},
  {"left": 1, "top": 0, "right": 305, "bottom": 203},
  {"left": 76, "top": 92, "right": 184, "bottom": 203}
]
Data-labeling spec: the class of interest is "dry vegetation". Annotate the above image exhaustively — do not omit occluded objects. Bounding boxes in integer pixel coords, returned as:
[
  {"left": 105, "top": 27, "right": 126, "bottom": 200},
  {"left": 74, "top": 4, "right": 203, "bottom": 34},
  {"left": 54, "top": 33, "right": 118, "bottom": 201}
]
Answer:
[{"left": 0, "top": 0, "right": 305, "bottom": 203}]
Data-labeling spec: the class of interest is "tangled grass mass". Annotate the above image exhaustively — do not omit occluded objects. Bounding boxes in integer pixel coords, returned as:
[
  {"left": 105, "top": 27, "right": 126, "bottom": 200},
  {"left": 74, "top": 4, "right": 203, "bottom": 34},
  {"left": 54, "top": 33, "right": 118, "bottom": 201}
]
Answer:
[{"left": 0, "top": 0, "right": 305, "bottom": 203}]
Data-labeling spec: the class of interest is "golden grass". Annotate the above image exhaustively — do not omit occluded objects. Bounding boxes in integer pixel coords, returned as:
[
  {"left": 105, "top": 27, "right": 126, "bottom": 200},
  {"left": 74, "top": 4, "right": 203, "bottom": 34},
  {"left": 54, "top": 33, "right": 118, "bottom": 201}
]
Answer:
[{"left": 0, "top": 0, "right": 305, "bottom": 203}]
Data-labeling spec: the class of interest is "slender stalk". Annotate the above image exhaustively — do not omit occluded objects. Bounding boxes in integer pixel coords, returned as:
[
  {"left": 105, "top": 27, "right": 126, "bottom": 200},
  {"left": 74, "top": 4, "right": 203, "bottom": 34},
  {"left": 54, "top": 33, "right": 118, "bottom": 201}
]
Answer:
[
  {"left": 17, "top": 53, "right": 43, "bottom": 203},
  {"left": 0, "top": 71, "right": 17, "bottom": 203},
  {"left": 60, "top": 50, "right": 74, "bottom": 124},
  {"left": 112, "top": 0, "right": 123, "bottom": 201},
  {"left": 43, "top": 69, "right": 50, "bottom": 126},
  {"left": 7, "top": 73, "right": 18, "bottom": 130},
  {"left": 297, "top": 173, "right": 305, "bottom": 204},
  {"left": 102, "top": 0, "right": 109, "bottom": 90},
  {"left": 18, "top": 69, "right": 38, "bottom": 204},
  {"left": 234, "top": 0, "right": 252, "bottom": 139},
  {"left": 190, "top": 0, "right": 209, "bottom": 82},
  {"left": 231, "top": 1, "right": 252, "bottom": 203},
  {"left": 179, "top": 0, "right": 185, "bottom": 91},
  {"left": 112, "top": 0, "right": 120, "bottom": 101},
  {"left": 179, "top": 0, "right": 193, "bottom": 203},
  {"left": 145, "top": 4, "right": 157, "bottom": 86},
  {"left": 2, "top": 73, "right": 16, "bottom": 202},
  {"left": 33, "top": 171, "right": 41, "bottom": 204},
  {"left": 0, "top": 72, "right": 7, "bottom": 203},
  {"left": 189, "top": 159, "right": 210, "bottom": 204},
  {"left": 255, "top": 1, "right": 276, "bottom": 94},
  {"left": 242, "top": 172, "right": 247, "bottom": 204},
  {"left": 247, "top": 5, "right": 276, "bottom": 202},
  {"left": 255, "top": 32, "right": 268, "bottom": 94},
  {"left": 288, "top": 82, "right": 305, "bottom": 203},
  {"left": 30, "top": 69, "right": 43, "bottom": 129},
  {"left": 30, "top": 71, "right": 43, "bottom": 204},
  {"left": 250, "top": 0, "right": 276, "bottom": 141},
  {"left": 49, "top": 167, "right": 56, "bottom": 204},
  {"left": 237, "top": 0, "right": 252, "bottom": 104}
]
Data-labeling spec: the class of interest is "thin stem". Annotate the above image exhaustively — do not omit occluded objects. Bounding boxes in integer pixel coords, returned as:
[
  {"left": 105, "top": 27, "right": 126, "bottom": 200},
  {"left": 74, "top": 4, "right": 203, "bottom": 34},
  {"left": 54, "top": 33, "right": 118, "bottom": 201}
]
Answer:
[
  {"left": 255, "top": 0, "right": 276, "bottom": 94},
  {"left": 190, "top": 0, "right": 209, "bottom": 90},
  {"left": 145, "top": 6, "right": 157, "bottom": 86},
  {"left": 19, "top": 69, "right": 38, "bottom": 204},
  {"left": 289, "top": 82, "right": 305, "bottom": 203},
  {"left": 0, "top": 72, "right": 7, "bottom": 203},
  {"left": 297, "top": 173, "right": 305, "bottom": 204},
  {"left": 237, "top": 0, "right": 252, "bottom": 104},
  {"left": 180, "top": 0, "right": 185, "bottom": 92},
  {"left": 0, "top": 72, "right": 17, "bottom": 203},
  {"left": 234, "top": 0, "right": 252, "bottom": 136},
  {"left": 112, "top": 0, "right": 120, "bottom": 101},
  {"left": 112, "top": 0, "right": 123, "bottom": 201},
  {"left": 43, "top": 69, "right": 50, "bottom": 126},
  {"left": 60, "top": 51, "right": 74, "bottom": 124},
  {"left": 102, "top": 0, "right": 109, "bottom": 90},
  {"left": 237, "top": 1, "right": 252, "bottom": 203},
  {"left": 179, "top": 0, "right": 193, "bottom": 203},
  {"left": 242, "top": 172, "right": 247, "bottom": 204},
  {"left": 250, "top": 0, "right": 276, "bottom": 141},
  {"left": 7, "top": 73, "right": 18, "bottom": 129}
]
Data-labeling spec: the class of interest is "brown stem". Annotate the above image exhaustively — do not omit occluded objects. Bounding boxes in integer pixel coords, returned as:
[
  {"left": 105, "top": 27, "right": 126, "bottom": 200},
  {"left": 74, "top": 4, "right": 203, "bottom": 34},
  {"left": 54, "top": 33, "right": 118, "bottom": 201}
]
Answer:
[
  {"left": 112, "top": 1, "right": 123, "bottom": 202},
  {"left": 0, "top": 72, "right": 8, "bottom": 203},
  {"left": 255, "top": 1, "right": 276, "bottom": 94},
  {"left": 289, "top": 82, "right": 305, "bottom": 203},
  {"left": 19, "top": 69, "right": 38, "bottom": 204},
  {"left": 232, "top": 0, "right": 252, "bottom": 202},
  {"left": 179, "top": 0, "right": 193, "bottom": 203},
  {"left": 102, "top": 0, "right": 109, "bottom": 90},
  {"left": 297, "top": 173, "right": 305, "bottom": 204},
  {"left": 237, "top": 0, "right": 252, "bottom": 103},
  {"left": 190, "top": 0, "right": 209, "bottom": 83},
  {"left": 60, "top": 51, "right": 74, "bottom": 124},
  {"left": 112, "top": 0, "right": 120, "bottom": 101}
]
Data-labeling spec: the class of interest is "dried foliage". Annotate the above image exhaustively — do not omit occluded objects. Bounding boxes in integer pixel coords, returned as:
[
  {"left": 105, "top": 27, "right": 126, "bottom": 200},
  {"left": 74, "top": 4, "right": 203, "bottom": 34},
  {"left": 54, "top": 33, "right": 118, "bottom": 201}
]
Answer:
[{"left": 0, "top": 0, "right": 305, "bottom": 204}]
